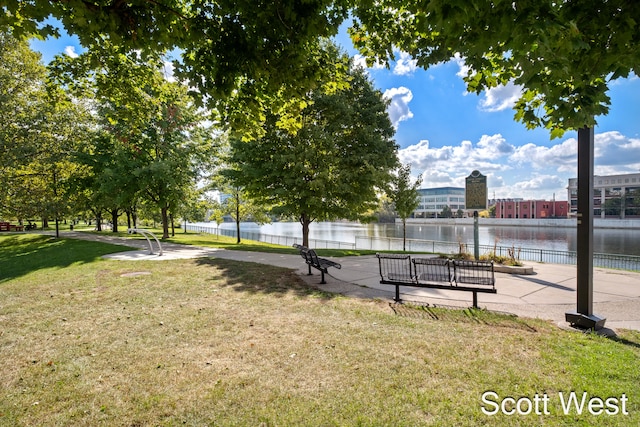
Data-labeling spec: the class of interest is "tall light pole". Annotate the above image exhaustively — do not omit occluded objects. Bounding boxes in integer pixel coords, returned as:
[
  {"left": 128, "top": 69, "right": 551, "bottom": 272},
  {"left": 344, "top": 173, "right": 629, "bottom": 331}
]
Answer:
[{"left": 565, "top": 127, "right": 606, "bottom": 330}]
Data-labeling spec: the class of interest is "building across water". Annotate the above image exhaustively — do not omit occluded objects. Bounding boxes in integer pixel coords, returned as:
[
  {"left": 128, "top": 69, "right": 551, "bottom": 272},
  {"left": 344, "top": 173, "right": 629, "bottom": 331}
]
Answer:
[
  {"left": 494, "top": 199, "right": 570, "bottom": 219},
  {"left": 568, "top": 172, "right": 640, "bottom": 219},
  {"left": 414, "top": 187, "right": 465, "bottom": 218}
]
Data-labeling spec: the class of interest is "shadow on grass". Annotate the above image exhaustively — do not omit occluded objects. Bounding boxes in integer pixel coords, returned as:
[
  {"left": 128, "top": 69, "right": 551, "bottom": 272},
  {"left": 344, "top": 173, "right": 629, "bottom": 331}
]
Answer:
[
  {"left": 194, "top": 257, "right": 337, "bottom": 301},
  {"left": 390, "top": 302, "right": 539, "bottom": 332},
  {"left": 607, "top": 334, "right": 640, "bottom": 349},
  {"left": 0, "top": 234, "right": 134, "bottom": 283}
]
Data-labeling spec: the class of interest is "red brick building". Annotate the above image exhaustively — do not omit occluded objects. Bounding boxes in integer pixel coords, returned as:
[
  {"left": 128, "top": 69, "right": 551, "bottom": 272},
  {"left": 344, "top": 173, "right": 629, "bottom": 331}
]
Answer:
[{"left": 494, "top": 200, "right": 569, "bottom": 219}]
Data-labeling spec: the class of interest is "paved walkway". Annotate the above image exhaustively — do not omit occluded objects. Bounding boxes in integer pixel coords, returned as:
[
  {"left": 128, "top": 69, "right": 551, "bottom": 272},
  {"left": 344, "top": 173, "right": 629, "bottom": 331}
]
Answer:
[{"left": 61, "top": 231, "right": 640, "bottom": 331}]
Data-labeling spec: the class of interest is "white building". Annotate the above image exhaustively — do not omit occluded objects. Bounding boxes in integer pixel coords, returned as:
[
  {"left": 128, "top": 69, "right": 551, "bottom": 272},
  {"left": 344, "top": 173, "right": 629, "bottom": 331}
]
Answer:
[{"left": 414, "top": 187, "right": 466, "bottom": 218}]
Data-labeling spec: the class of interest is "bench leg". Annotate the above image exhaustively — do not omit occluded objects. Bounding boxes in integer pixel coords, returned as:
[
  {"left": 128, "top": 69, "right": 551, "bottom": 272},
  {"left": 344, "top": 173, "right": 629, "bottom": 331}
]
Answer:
[
  {"left": 395, "top": 285, "right": 402, "bottom": 303},
  {"left": 320, "top": 270, "right": 326, "bottom": 284},
  {"left": 472, "top": 291, "right": 478, "bottom": 309},
  {"left": 307, "top": 264, "right": 312, "bottom": 276}
]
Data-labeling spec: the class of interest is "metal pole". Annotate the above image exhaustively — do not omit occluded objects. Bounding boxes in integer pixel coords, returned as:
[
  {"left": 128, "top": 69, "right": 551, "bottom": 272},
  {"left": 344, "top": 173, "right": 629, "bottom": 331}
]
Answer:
[
  {"left": 473, "top": 211, "right": 479, "bottom": 260},
  {"left": 565, "top": 127, "right": 605, "bottom": 329}
]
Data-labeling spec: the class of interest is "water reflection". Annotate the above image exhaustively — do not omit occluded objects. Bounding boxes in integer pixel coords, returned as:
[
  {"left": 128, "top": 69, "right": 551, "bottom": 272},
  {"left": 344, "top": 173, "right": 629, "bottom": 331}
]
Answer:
[{"left": 212, "top": 221, "right": 640, "bottom": 256}]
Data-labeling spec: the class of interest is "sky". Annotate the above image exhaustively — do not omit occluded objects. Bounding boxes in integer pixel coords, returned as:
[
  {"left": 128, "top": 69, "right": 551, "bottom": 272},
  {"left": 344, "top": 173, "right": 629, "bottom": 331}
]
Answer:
[
  {"left": 30, "top": 25, "right": 640, "bottom": 202},
  {"left": 331, "top": 29, "right": 640, "bottom": 202}
]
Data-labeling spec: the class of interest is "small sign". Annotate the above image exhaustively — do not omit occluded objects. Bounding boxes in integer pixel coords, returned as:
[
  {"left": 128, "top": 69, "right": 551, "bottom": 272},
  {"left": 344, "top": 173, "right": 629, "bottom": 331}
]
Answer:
[{"left": 466, "top": 170, "right": 487, "bottom": 210}]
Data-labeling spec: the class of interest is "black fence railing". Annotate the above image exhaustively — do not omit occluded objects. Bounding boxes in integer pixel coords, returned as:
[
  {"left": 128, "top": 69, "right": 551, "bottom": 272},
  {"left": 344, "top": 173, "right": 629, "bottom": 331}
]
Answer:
[
  {"left": 354, "top": 236, "right": 640, "bottom": 271},
  {"left": 186, "top": 224, "right": 640, "bottom": 271},
  {"left": 186, "top": 224, "right": 356, "bottom": 250}
]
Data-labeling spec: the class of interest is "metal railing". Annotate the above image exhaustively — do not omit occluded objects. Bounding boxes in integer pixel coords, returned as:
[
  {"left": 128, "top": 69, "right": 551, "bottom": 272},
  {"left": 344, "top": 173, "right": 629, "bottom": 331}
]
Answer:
[
  {"left": 186, "top": 224, "right": 640, "bottom": 271},
  {"left": 185, "top": 224, "right": 356, "bottom": 250},
  {"left": 354, "top": 236, "right": 640, "bottom": 271}
]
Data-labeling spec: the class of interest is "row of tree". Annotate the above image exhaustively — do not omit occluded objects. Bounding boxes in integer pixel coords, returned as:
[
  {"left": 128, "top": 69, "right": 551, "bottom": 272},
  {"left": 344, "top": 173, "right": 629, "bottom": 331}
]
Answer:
[{"left": 1, "top": 31, "right": 422, "bottom": 243}]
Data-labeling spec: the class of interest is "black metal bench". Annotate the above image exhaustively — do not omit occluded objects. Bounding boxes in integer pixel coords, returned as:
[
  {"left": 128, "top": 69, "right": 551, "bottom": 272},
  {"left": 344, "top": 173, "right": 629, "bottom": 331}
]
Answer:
[
  {"left": 376, "top": 254, "right": 496, "bottom": 308},
  {"left": 293, "top": 244, "right": 342, "bottom": 284}
]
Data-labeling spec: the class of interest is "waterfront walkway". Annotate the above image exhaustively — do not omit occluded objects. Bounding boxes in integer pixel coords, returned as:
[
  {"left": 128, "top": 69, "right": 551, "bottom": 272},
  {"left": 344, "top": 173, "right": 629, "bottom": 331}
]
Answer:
[{"left": 62, "top": 232, "right": 640, "bottom": 331}]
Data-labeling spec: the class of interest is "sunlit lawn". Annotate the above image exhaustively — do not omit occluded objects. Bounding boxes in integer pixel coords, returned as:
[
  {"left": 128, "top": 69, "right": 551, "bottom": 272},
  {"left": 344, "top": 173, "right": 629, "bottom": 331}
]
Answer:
[{"left": 1, "top": 234, "right": 639, "bottom": 426}]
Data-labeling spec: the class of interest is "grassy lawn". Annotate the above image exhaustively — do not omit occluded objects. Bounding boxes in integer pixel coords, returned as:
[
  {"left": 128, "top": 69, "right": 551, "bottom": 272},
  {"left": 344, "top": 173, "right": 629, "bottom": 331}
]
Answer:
[
  {"left": 1, "top": 234, "right": 639, "bottom": 426},
  {"left": 78, "top": 227, "right": 378, "bottom": 257}
]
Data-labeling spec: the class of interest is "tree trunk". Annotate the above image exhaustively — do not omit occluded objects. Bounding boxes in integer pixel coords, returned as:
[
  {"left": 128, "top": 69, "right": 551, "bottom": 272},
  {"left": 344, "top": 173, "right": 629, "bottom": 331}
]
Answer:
[
  {"left": 300, "top": 213, "right": 312, "bottom": 248},
  {"left": 402, "top": 219, "right": 407, "bottom": 251},
  {"left": 161, "top": 206, "right": 170, "bottom": 239},
  {"left": 235, "top": 193, "right": 241, "bottom": 243},
  {"left": 111, "top": 210, "right": 119, "bottom": 233}
]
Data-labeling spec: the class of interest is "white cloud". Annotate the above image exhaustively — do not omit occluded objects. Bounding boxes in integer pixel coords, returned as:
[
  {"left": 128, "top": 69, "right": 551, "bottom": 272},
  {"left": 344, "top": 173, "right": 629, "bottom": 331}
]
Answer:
[
  {"left": 478, "top": 81, "right": 523, "bottom": 112},
  {"left": 399, "top": 130, "right": 640, "bottom": 200},
  {"left": 450, "top": 53, "right": 522, "bottom": 111},
  {"left": 352, "top": 54, "right": 385, "bottom": 73},
  {"left": 509, "top": 138, "right": 577, "bottom": 172},
  {"left": 398, "top": 134, "right": 515, "bottom": 189},
  {"left": 383, "top": 87, "right": 413, "bottom": 128},
  {"left": 393, "top": 51, "right": 418, "bottom": 76},
  {"left": 64, "top": 46, "right": 78, "bottom": 58},
  {"left": 509, "top": 131, "right": 640, "bottom": 176},
  {"left": 593, "top": 131, "right": 640, "bottom": 174},
  {"left": 489, "top": 174, "right": 568, "bottom": 200},
  {"left": 452, "top": 53, "right": 470, "bottom": 79},
  {"left": 162, "top": 61, "right": 176, "bottom": 82}
]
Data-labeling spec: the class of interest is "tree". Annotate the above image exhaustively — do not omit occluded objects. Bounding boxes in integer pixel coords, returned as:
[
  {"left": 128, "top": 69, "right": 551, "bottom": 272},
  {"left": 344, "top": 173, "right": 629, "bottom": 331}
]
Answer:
[
  {"left": 51, "top": 49, "right": 218, "bottom": 239},
  {"left": 350, "top": 0, "right": 640, "bottom": 327},
  {"left": 0, "top": 32, "right": 92, "bottom": 233},
  {"left": 440, "top": 206, "right": 453, "bottom": 219},
  {"left": 227, "top": 48, "right": 398, "bottom": 247},
  {"left": 390, "top": 164, "right": 422, "bottom": 251},
  {"left": 2, "top": 1, "right": 352, "bottom": 137},
  {"left": 603, "top": 197, "right": 622, "bottom": 217},
  {"left": 218, "top": 186, "right": 271, "bottom": 244},
  {"left": 351, "top": 1, "right": 639, "bottom": 136}
]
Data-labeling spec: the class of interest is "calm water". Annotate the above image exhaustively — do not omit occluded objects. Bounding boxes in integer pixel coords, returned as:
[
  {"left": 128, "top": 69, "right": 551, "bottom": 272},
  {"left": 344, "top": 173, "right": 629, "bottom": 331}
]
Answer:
[{"left": 209, "top": 221, "right": 640, "bottom": 256}]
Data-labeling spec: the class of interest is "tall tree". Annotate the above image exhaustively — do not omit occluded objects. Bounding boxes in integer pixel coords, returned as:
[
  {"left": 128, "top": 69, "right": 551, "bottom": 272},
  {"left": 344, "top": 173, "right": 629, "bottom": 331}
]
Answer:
[
  {"left": 350, "top": 0, "right": 640, "bottom": 327},
  {"left": 227, "top": 49, "right": 398, "bottom": 247},
  {"left": 0, "top": 31, "right": 91, "bottom": 232},
  {"left": 51, "top": 49, "right": 218, "bottom": 239},
  {"left": 217, "top": 185, "right": 272, "bottom": 244},
  {"left": 390, "top": 164, "right": 422, "bottom": 251}
]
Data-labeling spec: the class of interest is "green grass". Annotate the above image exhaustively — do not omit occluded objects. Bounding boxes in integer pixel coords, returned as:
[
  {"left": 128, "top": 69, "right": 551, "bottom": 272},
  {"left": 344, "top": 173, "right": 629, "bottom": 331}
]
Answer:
[
  {"left": 81, "top": 228, "right": 380, "bottom": 257},
  {"left": 2, "top": 234, "right": 639, "bottom": 426},
  {"left": 0, "top": 234, "right": 135, "bottom": 282}
]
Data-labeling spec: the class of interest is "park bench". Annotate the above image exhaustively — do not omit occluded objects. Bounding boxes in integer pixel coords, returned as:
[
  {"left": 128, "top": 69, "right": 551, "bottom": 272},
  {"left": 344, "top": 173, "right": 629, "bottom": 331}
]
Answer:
[
  {"left": 0, "top": 222, "right": 24, "bottom": 232},
  {"left": 376, "top": 254, "right": 496, "bottom": 308},
  {"left": 293, "top": 244, "right": 342, "bottom": 284}
]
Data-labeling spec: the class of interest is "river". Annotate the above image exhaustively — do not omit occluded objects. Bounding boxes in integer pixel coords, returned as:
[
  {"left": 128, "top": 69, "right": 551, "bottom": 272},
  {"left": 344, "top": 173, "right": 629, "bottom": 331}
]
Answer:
[{"left": 205, "top": 221, "right": 640, "bottom": 256}]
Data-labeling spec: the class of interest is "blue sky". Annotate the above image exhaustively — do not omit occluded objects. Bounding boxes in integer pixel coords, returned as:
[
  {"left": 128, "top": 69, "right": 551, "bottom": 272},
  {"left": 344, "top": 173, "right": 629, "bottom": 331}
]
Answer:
[
  {"left": 31, "top": 26, "right": 640, "bottom": 201},
  {"left": 332, "top": 29, "right": 640, "bottom": 202}
]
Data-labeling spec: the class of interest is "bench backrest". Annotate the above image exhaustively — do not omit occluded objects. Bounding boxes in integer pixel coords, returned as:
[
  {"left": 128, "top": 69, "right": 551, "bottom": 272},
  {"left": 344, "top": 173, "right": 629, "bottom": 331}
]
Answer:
[
  {"left": 376, "top": 253, "right": 414, "bottom": 283},
  {"left": 453, "top": 260, "right": 495, "bottom": 286},
  {"left": 413, "top": 258, "right": 452, "bottom": 283},
  {"left": 307, "top": 249, "right": 322, "bottom": 266}
]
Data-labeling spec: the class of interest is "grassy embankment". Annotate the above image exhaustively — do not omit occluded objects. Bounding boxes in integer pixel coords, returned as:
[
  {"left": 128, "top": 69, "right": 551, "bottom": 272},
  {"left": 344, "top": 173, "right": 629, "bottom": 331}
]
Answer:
[{"left": 1, "top": 233, "right": 639, "bottom": 426}]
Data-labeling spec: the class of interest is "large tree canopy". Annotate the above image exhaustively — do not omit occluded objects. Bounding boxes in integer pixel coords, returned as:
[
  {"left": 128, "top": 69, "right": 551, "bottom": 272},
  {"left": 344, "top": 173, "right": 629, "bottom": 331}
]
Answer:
[
  {"left": 351, "top": 0, "right": 640, "bottom": 136},
  {"left": 226, "top": 50, "right": 398, "bottom": 246},
  {"left": 2, "top": 1, "right": 351, "bottom": 134}
]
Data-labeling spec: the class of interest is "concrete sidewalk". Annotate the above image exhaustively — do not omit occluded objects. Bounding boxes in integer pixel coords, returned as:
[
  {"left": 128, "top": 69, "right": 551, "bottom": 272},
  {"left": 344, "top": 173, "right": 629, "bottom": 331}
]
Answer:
[{"left": 62, "top": 231, "right": 640, "bottom": 331}]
